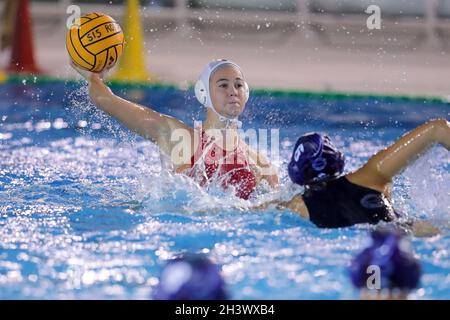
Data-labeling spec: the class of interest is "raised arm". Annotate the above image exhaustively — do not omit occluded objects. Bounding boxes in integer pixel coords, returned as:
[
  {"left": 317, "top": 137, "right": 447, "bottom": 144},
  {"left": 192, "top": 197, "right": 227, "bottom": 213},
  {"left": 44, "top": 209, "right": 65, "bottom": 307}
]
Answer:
[
  {"left": 72, "top": 64, "right": 191, "bottom": 156},
  {"left": 347, "top": 119, "right": 450, "bottom": 192}
]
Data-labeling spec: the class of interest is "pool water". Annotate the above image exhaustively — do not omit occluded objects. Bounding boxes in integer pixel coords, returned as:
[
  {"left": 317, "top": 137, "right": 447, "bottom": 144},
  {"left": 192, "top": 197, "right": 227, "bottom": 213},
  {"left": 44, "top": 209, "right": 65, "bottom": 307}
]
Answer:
[{"left": 0, "top": 81, "right": 449, "bottom": 299}]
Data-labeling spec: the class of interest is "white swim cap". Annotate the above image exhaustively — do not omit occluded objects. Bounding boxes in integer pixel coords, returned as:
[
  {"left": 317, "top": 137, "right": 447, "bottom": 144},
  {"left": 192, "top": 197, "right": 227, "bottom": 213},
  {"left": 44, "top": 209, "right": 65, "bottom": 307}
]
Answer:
[{"left": 195, "top": 59, "right": 249, "bottom": 121}]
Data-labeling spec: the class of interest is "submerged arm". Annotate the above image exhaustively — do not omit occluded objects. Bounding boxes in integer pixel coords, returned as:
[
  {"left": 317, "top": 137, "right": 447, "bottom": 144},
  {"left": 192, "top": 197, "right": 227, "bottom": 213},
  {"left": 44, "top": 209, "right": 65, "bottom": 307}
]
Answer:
[{"left": 252, "top": 194, "right": 310, "bottom": 220}]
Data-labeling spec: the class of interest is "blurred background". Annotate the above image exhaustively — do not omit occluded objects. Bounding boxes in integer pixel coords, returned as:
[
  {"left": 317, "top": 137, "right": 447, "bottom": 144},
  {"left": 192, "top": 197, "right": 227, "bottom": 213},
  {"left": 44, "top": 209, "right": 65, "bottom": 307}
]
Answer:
[{"left": 1, "top": 0, "right": 450, "bottom": 97}]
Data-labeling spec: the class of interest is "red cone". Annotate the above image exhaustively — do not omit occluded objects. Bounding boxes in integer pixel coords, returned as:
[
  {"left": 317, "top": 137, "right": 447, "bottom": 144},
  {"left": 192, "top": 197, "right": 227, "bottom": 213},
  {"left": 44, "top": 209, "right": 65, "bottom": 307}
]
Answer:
[{"left": 7, "top": 0, "right": 41, "bottom": 74}]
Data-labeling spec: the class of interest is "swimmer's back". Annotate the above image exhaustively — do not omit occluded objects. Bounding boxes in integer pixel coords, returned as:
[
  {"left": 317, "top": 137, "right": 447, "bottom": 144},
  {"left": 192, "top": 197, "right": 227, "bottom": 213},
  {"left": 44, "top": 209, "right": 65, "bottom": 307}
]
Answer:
[{"left": 303, "top": 176, "right": 399, "bottom": 228}]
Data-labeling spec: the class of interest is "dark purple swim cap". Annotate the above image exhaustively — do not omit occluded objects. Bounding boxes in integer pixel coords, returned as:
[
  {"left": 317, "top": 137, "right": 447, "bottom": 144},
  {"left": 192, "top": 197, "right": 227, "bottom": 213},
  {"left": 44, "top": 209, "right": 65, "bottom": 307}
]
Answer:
[
  {"left": 349, "top": 229, "right": 422, "bottom": 291},
  {"left": 288, "top": 133, "right": 345, "bottom": 185},
  {"left": 153, "top": 254, "right": 228, "bottom": 300}
]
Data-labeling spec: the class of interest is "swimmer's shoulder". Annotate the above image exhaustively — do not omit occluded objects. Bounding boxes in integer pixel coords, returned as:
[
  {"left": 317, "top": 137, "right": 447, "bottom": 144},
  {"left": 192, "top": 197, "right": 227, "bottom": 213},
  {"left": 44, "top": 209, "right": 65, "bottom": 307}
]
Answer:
[
  {"left": 285, "top": 194, "right": 310, "bottom": 220},
  {"left": 345, "top": 171, "right": 390, "bottom": 195}
]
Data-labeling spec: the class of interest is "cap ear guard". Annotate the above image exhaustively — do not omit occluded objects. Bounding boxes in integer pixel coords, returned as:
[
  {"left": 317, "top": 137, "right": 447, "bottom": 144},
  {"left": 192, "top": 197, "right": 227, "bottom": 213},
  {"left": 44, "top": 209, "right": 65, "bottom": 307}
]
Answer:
[
  {"left": 195, "top": 79, "right": 208, "bottom": 105},
  {"left": 288, "top": 132, "right": 345, "bottom": 186},
  {"left": 242, "top": 81, "right": 250, "bottom": 103}
]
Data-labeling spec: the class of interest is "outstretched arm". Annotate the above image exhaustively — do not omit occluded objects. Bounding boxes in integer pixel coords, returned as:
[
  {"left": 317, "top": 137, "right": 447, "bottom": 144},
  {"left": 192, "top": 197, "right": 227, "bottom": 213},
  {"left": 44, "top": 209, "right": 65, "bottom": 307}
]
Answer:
[
  {"left": 72, "top": 64, "right": 191, "bottom": 156},
  {"left": 347, "top": 119, "right": 450, "bottom": 192}
]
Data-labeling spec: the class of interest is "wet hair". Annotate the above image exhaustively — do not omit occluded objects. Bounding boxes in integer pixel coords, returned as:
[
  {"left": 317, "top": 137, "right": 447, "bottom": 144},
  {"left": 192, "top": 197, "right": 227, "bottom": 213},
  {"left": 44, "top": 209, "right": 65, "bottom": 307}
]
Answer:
[{"left": 153, "top": 253, "right": 228, "bottom": 300}]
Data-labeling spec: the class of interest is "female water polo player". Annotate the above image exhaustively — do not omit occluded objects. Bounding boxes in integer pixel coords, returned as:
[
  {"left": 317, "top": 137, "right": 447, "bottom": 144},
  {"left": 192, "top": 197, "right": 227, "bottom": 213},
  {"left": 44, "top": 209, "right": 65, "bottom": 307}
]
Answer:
[
  {"left": 349, "top": 228, "right": 421, "bottom": 300},
  {"left": 153, "top": 253, "right": 229, "bottom": 300},
  {"left": 265, "top": 119, "right": 449, "bottom": 232},
  {"left": 71, "top": 59, "right": 279, "bottom": 199}
]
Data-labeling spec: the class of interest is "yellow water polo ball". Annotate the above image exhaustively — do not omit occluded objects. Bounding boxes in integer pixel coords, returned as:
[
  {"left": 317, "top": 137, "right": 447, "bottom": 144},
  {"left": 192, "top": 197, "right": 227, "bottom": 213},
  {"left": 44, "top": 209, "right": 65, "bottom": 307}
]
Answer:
[{"left": 66, "top": 12, "right": 124, "bottom": 73}]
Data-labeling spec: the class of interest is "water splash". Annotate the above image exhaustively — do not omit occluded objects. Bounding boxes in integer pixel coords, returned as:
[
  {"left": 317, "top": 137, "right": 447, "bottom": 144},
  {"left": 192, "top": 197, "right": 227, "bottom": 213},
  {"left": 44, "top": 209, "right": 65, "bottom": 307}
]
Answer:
[
  {"left": 1, "top": 83, "right": 449, "bottom": 299},
  {"left": 399, "top": 147, "right": 450, "bottom": 221}
]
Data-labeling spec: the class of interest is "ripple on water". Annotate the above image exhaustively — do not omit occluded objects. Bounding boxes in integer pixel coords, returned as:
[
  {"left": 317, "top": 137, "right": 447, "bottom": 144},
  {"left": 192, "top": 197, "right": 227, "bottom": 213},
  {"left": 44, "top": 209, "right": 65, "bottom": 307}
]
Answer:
[{"left": 1, "top": 90, "right": 449, "bottom": 299}]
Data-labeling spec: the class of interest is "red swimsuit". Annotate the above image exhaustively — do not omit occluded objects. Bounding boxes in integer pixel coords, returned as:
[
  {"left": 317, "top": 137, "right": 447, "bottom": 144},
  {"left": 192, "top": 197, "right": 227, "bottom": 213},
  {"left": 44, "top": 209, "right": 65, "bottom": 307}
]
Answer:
[{"left": 180, "top": 130, "right": 257, "bottom": 200}]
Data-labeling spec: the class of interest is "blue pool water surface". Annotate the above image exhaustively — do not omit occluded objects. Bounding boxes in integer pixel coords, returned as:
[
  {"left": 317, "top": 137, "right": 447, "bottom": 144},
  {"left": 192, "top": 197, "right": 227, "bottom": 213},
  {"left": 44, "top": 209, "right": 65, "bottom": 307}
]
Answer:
[{"left": 0, "top": 81, "right": 449, "bottom": 299}]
